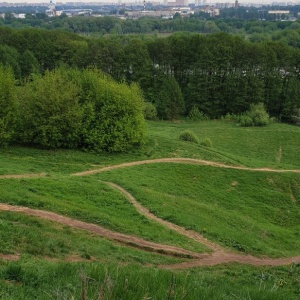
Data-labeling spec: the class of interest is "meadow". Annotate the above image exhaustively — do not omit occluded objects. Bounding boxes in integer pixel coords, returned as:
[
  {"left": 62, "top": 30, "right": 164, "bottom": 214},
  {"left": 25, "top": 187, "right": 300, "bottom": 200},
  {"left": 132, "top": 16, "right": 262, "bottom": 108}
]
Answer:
[{"left": 0, "top": 120, "right": 299, "bottom": 299}]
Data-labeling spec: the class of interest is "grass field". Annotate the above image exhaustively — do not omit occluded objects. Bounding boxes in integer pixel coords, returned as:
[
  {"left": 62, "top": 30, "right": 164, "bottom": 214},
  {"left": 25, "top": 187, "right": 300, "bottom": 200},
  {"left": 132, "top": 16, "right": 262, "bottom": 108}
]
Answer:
[{"left": 0, "top": 119, "right": 299, "bottom": 299}]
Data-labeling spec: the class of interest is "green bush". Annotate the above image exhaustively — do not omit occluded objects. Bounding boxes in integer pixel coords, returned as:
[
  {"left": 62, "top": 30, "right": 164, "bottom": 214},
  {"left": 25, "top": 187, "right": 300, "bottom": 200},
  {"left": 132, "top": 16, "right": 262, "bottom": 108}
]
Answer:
[
  {"left": 17, "top": 69, "right": 82, "bottom": 149},
  {"left": 179, "top": 130, "right": 199, "bottom": 144},
  {"left": 188, "top": 106, "right": 209, "bottom": 121},
  {"left": 238, "top": 115, "right": 253, "bottom": 127},
  {"left": 143, "top": 102, "right": 157, "bottom": 120},
  {"left": 200, "top": 138, "right": 212, "bottom": 147},
  {"left": 17, "top": 68, "right": 145, "bottom": 152},
  {"left": 238, "top": 103, "right": 271, "bottom": 127}
]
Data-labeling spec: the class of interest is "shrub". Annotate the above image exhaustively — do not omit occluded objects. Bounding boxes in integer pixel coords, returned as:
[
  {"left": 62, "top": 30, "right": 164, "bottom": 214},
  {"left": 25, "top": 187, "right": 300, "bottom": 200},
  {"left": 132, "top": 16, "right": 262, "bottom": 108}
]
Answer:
[
  {"left": 238, "top": 103, "right": 271, "bottom": 127},
  {"left": 179, "top": 130, "right": 199, "bottom": 144},
  {"left": 17, "top": 69, "right": 82, "bottom": 149},
  {"left": 222, "top": 113, "right": 238, "bottom": 122},
  {"left": 200, "top": 138, "right": 212, "bottom": 147},
  {"left": 143, "top": 102, "right": 157, "bottom": 120},
  {"left": 238, "top": 115, "right": 253, "bottom": 127},
  {"left": 188, "top": 106, "right": 209, "bottom": 121},
  {"left": 17, "top": 68, "right": 146, "bottom": 152}
]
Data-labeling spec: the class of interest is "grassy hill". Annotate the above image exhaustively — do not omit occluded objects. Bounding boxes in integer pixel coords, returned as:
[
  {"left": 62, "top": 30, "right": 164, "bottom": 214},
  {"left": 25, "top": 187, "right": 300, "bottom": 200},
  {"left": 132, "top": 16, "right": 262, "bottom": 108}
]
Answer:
[{"left": 0, "top": 120, "right": 299, "bottom": 299}]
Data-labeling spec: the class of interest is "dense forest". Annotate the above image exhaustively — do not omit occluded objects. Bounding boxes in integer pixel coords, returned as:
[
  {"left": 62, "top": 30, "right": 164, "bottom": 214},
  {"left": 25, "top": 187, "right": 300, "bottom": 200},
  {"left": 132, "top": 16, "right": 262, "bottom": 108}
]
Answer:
[
  {"left": 0, "top": 24, "right": 300, "bottom": 149},
  {"left": 2, "top": 13, "right": 300, "bottom": 41}
]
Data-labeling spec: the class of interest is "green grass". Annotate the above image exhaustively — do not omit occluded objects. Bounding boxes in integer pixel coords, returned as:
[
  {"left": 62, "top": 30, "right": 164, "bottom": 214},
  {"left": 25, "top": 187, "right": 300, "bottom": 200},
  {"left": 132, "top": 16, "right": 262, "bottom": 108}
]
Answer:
[
  {"left": 0, "top": 176, "right": 207, "bottom": 254},
  {"left": 0, "top": 119, "right": 300, "bottom": 299},
  {"left": 146, "top": 120, "right": 300, "bottom": 169},
  {"left": 1, "top": 259, "right": 300, "bottom": 299},
  {"left": 0, "top": 211, "right": 180, "bottom": 266},
  {"left": 1, "top": 120, "right": 299, "bottom": 177},
  {"left": 97, "top": 163, "right": 300, "bottom": 257}
]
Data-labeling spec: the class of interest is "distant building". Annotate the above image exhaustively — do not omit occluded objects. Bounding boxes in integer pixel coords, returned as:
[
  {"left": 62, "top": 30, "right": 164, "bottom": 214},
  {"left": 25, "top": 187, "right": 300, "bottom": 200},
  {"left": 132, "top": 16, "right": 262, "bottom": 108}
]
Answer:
[
  {"left": 45, "top": 0, "right": 57, "bottom": 17},
  {"left": 268, "top": 10, "right": 289, "bottom": 14},
  {"left": 168, "top": 0, "right": 188, "bottom": 7},
  {"left": 13, "top": 13, "right": 26, "bottom": 19}
]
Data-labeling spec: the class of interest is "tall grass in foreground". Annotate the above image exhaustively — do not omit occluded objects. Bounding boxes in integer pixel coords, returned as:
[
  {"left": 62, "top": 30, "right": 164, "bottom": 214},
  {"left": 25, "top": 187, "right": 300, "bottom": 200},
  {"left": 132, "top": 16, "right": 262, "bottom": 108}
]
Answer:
[{"left": 0, "top": 259, "right": 299, "bottom": 299}]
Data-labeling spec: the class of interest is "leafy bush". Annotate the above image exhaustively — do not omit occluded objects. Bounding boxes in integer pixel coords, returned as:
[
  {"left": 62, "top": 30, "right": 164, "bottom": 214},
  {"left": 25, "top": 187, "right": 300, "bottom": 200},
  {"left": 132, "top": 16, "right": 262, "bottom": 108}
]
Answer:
[
  {"left": 188, "top": 106, "right": 209, "bottom": 121},
  {"left": 200, "top": 138, "right": 212, "bottom": 147},
  {"left": 238, "top": 103, "right": 271, "bottom": 127},
  {"left": 179, "top": 130, "right": 199, "bottom": 144},
  {"left": 17, "top": 68, "right": 145, "bottom": 152},
  {"left": 222, "top": 113, "right": 238, "bottom": 122},
  {"left": 143, "top": 102, "right": 157, "bottom": 120},
  {"left": 17, "top": 69, "right": 82, "bottom": 149},
  {"left": 238, "top": 115, "right": 254, "bottom": 127}
]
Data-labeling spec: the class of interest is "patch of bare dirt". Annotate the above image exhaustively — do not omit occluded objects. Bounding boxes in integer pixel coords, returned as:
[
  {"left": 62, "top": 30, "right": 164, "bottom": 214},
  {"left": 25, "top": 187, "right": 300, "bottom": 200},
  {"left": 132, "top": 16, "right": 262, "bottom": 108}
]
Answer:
[
  {"left": 0, "top": 253, "right": 20, "bottom": 261},
  {"left": 0, "top": 173, "right": 47, "bottom": 179}
]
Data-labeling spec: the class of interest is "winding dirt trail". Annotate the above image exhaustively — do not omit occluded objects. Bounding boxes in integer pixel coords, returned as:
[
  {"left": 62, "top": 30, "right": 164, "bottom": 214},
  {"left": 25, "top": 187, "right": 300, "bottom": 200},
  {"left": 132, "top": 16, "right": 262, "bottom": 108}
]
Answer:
[
  {"left": 0, "top": 203, "right": 202, "bottom": 259},
  {"left": 106, "top": 182, "right": 222, "bottom": 253},
  {"left": 104, "top": 182, "right": 300, "bottom": 269},
  {"left": 2, "top": 158, "right": 300, "bottom": 268},
  {"left": 72, "top": 158, "right": 300, "bottom": 176}
]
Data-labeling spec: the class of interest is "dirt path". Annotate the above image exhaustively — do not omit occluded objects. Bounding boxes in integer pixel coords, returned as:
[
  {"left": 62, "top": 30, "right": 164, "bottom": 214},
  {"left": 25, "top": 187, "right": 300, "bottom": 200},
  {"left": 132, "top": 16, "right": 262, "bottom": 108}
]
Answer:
[
  {"left": 0, "top": 173, "right": 47, "bottom": 179},
  {"left": 0, "top": 203, "right": 202, "bottom": 259},
  {"left": 106, "top": 182, "right": 222, "bottom": 253},
  {"left": 104, "top": 182, "right": 300, "bottom": 269},
  {"left": 1, "top": 158, "right": 300, "bottom": 268},
  {"left": 72, "top": 158, "right": 300, "bottom": 176},
  {"left": 0, "top": 254, "right": 20, "bottom": 261}
]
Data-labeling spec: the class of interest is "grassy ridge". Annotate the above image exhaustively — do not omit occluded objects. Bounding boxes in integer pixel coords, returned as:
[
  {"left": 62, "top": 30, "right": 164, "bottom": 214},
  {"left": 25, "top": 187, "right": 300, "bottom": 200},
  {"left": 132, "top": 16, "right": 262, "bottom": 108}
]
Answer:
[
  {"left": 0, "top": 120, "right": 300, "bottom": 299},
  {"left": 147, "top": 121, "right": 300, "bottom": 168},
  {"left": 1, "top": 120, "right": 300, "bottom": 176},
  {"left": 0, "top": 212, "right": 180, "bottom": 265},
  {"left": 0, "top": 176, "right": 207, "bottom": 254},
  {"left": 97, "top": 163, "right": 300, "bottom": 257}
]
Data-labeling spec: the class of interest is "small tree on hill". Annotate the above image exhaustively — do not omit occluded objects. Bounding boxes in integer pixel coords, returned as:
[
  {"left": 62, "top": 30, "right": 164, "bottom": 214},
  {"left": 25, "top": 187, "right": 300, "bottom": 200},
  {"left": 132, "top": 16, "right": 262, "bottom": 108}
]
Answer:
[{"left": 155, "top": 76, "right": 185, "bottom": 120}]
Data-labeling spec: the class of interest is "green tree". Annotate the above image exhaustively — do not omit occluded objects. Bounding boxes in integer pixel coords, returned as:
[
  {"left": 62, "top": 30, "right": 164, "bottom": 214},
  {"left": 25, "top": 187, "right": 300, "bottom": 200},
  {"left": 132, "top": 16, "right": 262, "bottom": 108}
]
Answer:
[
  {"left": 18, "top": 69, "right": 82, "bottom": 149},
  {"left": 0, "top": 65, "right": 17, "bottom": 146},
  {"left": 73, "top": 69, "right": 145, "bottom": 152},
  {"left": 155, "top": 75, "right": 185, "bottom": 120},
  {"left": 19, "top": 50, "right": 40, "bottom": 78}
]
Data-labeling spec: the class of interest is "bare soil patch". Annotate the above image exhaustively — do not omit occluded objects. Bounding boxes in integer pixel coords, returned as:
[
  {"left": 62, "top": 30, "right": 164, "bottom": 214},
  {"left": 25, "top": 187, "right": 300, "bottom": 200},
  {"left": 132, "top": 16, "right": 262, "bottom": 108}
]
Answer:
[{"left": 0, "top": 173, "right": 47, "bottom": 179}]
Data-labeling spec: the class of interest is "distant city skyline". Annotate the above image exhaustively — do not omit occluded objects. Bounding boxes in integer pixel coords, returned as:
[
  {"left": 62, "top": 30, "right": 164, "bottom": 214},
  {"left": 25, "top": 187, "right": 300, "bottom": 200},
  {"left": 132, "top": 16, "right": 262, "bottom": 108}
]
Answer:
[{"left": 1, "top": 0, "right": 299, "bottom": 4}]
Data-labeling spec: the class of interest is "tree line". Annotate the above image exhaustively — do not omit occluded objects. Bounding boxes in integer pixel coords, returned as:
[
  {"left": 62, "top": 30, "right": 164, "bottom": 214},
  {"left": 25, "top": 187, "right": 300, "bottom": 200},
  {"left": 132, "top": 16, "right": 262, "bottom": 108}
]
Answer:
[{"left": 0, "top": 27, "right": 299, "bottom": 123}]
